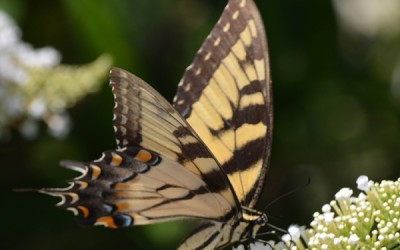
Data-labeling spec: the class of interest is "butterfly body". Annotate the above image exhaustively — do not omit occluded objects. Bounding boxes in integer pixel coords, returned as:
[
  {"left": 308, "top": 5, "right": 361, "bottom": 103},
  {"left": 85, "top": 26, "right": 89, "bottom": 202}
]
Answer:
[{"left": 41, "top": 0, "right": 272, "bottom": 248}]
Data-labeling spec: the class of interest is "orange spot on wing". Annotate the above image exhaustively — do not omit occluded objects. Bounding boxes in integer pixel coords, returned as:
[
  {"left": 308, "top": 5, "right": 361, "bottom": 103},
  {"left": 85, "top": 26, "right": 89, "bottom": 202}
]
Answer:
[
  {"left": 77, "top": 206, "right": 90, "bottom": 218},
  {"left": 75, "top": 181, "right": 88, "bottom": 189},
  {"left": 96, "top": 216, "right": 117, "bottom": 228},
  {"left": 111, "top": 153, "right": 123, "bottom": 166},
  {"left": 136, "top": 150, "right": 152, "bottom": 162},
  {"left": 90, "top": 164, "right": 101, "bottom": 179}
]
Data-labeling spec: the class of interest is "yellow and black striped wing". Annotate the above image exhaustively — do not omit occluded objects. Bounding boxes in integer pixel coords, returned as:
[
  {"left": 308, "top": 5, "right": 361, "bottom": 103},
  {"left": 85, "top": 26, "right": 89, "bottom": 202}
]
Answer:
[
  {"left": 40, "top": 0, "right": 272, "bottom": 248},
  {"left": 41, "top": 68, "right": 240, "bottom": 227},
  {"left": 173, "top": 0, "right": 272, "bottom": 208}
]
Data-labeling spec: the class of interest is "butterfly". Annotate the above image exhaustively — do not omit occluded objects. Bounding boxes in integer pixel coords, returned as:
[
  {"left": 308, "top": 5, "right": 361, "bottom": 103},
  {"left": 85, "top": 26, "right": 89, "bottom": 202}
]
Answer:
[{"left": 40, "top": 0, "right": 273, "bottom": 249}]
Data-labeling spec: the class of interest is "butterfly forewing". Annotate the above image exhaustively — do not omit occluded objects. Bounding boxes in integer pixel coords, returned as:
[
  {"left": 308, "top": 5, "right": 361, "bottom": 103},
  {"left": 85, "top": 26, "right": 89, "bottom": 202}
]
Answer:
[{"left": 173, "top": 0, "right": 272, "bottom": 208}]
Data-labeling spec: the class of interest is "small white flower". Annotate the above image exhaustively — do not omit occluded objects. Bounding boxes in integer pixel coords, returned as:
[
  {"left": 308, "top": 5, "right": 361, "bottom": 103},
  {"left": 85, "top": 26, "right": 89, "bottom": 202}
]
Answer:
[
  {"left": 335, "top": 187, "right": 353, "bottom": 200},
  {"left": 0, "top": 11, "right": 20, "bottom": 49},
  {"left": 15, "top": 43, "right": 61, "bottom": 68},
  {"left": 319, "top": 232, "right": 327, "bottom": 240},
  {"left": 47, "top": 113, "right": 71, "bottom": 139},
  {"left": 322, "top": 204, "right": 331, "bottom": 213},
  {"left": 28, "top": 98, "right": 47, "bottom": 118},
  {"left": 349, "top": 234, "right": 360, "bottom": 244},
  {"left": 0, "top": 55, "right": 28, "bottom": 84},
  {"left": 357, "top": 175, "right": 370, "bottom": 191},
  {"left": 288, "top": 225, "right": 301, "bottom": 241},
  {"left": 349, "top": 217, "right": 358, "bottom": 224},
  {"left": 380, "top": 227, "right": 388, "bottom": 234},
  {"left": 358, "top": 192, "right": 367, "bottom": 201},
  {"left": 323, "top": 212, "right": 335, "bottom": 223},
  {"left": 281, "top": 233, "right": 291, "bottom": 242}
]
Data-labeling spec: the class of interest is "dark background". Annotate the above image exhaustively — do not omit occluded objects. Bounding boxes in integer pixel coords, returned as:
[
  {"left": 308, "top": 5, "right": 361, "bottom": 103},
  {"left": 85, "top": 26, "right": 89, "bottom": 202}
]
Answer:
[{"left": 2, "top": 0, "right": 399, "bottom": 249}]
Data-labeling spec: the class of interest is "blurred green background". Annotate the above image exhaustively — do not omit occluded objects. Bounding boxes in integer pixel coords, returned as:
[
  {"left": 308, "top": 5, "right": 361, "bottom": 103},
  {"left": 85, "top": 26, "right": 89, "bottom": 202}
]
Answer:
[{"left": 1, "top": 0, "right": 399, "bottom": 249}]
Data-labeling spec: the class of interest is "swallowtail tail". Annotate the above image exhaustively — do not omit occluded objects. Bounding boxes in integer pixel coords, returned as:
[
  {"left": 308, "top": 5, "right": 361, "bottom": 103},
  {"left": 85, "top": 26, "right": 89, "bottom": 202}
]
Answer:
[{"left": 41, "top": 0, "right": 273, "bottom": 248}]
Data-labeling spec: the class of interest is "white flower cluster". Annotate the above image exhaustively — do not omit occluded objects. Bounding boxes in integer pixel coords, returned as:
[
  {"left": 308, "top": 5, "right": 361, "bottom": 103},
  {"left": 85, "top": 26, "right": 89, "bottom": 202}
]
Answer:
[
  {"left": 0, "top": 11, "right": 60, "bottom": 84},
  {"left": 236, "top": 176, "right": 399, "bottom": 250},
  {"left": 0, "top": 10, "right": 62, "bottom": 139},
  {"left": 285, "top": 175, "right": 400, "bottom": 250},
  {"left": 0, "top": 10, "right": 112, "bottom": 139}
]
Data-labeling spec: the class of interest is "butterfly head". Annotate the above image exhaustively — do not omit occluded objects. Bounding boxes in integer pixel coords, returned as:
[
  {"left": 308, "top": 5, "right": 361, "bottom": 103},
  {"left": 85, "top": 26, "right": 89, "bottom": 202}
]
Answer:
[
  {"left": 255, "top": 212, "right": 268, "bottom": 226},
  {"left": 241, "top": 207, "right": 268, "bottom": 240}
]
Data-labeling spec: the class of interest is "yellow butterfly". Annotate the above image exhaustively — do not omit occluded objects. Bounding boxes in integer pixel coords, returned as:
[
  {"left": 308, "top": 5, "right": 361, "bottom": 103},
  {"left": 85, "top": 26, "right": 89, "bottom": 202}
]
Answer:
[{"left": 41, "top": 0, "right": 273, "bottom": 248}]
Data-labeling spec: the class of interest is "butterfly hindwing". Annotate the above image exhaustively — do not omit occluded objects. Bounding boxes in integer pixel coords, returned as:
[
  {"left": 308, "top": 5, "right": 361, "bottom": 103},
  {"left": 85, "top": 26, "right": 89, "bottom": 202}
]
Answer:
[
  {"left": 41, "top": 68, "right": 240, "bottom": 227},
  {"left": 173, "top": 0, "right": 272, "bottom": 208},
  {"left": 41, "top": 147, "right": 234, "bottom": 227}
]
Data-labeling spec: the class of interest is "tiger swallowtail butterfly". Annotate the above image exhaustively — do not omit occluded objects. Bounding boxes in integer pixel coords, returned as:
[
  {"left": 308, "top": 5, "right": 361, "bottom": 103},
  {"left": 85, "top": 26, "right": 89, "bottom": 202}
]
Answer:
[{"left": 40, "top": 0, "right": 273, "bottom": 248}]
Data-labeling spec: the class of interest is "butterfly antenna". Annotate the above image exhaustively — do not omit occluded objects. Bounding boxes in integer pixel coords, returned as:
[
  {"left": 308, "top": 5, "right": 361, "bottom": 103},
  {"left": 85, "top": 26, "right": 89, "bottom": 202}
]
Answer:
[
  {"left": 262, "top": 177, "right": 310, "bottom": 212},
  {"left": 258, "top": 223, "right": 288, "bottom": 236}
]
